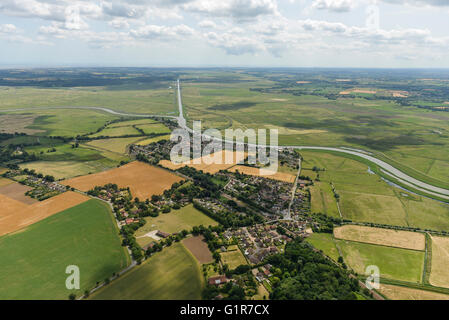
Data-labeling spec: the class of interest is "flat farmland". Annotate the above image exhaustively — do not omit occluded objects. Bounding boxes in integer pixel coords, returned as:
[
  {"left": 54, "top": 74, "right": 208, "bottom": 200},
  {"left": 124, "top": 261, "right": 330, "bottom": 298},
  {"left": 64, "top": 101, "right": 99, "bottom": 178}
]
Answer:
[
  {"left": 89, "top": 125, "right": 140, "bottom": 138},
  {"left": 0, "top": 182, "right": 37, "bottom": 205},
  {"left": 85, "top": 137, "right": 143, "bottom": 154},
  {"left": 183, "top": 235, "right": 213, "bottom": 264},
  {"left": 159, "top": 150, "right": 246, "bottom": 174},
  {"left": 0, "top": 191, "right": 90, "bottom": 236},
  {"left": 135, "top": 123, "right": 171, "bottom": 135},
  {"left": 90, "top": 242, "right": 203, "bottom": 300},
  {"left": 220, "top": 248, "right": 248, "bottom": 269},
  {"left": 228, "top": 165, "right": 296, "bottom": 183},
  {"left": 334, "top": 225, "right": 425, "bottom": 251},
  {"left": 0, "top": 177, "right": 14, "bottom": 187},
  {"left": 306, "top": 233, "right": 340, "bottom": 261},
  {"left": 378, "top": 284, "right": 449, "bottom": 300},
  {"left": 429, "top": 236, "right": 449, "bottom": 289},
  {"left": 136, "top": 134, "right": 171, "bottom": 146},
  {"left": 0, "top": 199, "right": 129, "bottom": 299},
  {"left": 337, "top": 239, "right": 425, "bottom": 283},
  {"left": 63, "top": 161, "right": 183, "bottom": 200},
  {"left": 135, "top": 204, "right": 218, "bottom": 246}
]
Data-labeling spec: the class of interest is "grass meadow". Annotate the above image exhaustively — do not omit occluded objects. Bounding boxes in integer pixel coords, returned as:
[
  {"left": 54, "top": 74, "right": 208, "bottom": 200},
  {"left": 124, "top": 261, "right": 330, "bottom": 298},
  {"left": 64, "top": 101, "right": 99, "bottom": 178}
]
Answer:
[
  {"left": 90, "top": 242, "right": 203, "bottom": 300},
  {"left": 0, "top": 200, "right": 129, "bottom": 300}
]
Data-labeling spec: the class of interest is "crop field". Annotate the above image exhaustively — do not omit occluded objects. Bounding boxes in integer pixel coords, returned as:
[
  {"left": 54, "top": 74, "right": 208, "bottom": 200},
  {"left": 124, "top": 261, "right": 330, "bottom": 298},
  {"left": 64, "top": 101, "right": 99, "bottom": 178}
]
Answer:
[
  {"left": 90, "top": 242, "right": 203, "bottom": 300},
  {"left": 183, "top": 235, "right": 213, "bottom": 264},
  {"left": 85, "top": 137, "right": 143, "bottom": 154},
  {"left": 135, "top": 123, "right": 171, "bottom": 135},
  {"left": 159, "top": 150, "right": 247, "bottom": 174},
  {"left": 334, "top": 225, "right": 425, "bottom": 251},
  {"left": 306, "top": 233, "right": 341, "bottom": 262},
  {"left": 0, "top": 191, "right": 90, "bottom": 236},
  {"left": 0, "top": 182, "right": 36, "bottom": 205},
  {"left": 378, "top": 284, "right": 449, "bottom": 300},
  {"left": 429, "top": 236, "right": 449, "bottom": 288},
  {"left": 0, "top": 199, "right": 129, "bottom": 299},
  {"left": 0, "top": 177, "right": 14, "bottom": 187},
  {"left": 228, "top": 165, "right": 296, "bottom": 183},
  {"left": 108, "top": 119, "right": 158, "bottom": 127},
  {"left": 135, "top": 204, "right": 218, "bottom": 247},
  {"left": 220, "top": 248, "right": 248, "bottom": 269},
  {"left": 337, "top": 240, "right": 425, "bottom": 283},
  {"left": 136, "top": 134, "right": 171, "bottom": 146},
  {"left": 63, "top": 161, "right": 183, "bottom": 200}
]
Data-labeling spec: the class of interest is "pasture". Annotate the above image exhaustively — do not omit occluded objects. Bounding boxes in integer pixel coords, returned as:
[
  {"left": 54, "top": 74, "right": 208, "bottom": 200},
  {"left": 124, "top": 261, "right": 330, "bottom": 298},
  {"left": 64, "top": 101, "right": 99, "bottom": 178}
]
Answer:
[
  {"left": 337, "top": 240, "right": 425, "bottom": 283},
  {"left": 333, "top": 225, "right": 425, "bottom": 251},
  {"left": 183, "top": 235, "right": 214, "bottom": 264},
  {"left": 136, "top": 134, "right": 171, "bottom": 146},
  {"left": 220, "top": 248, "right": 248, "bottom": 269},
  {"left": 63, "top": 161, "right": 183, "bottom": 200},
  {"left": 135, "top": 204, "right": 218, "bottom": 247},
  {"left": 306, "top": 232, "right": 340, "bottom": 261},
  {"left": 429, "top": 236, "right": 449, "bottom": 289},
  {"left": 0, "top": 191, "right": 90, "bottom": 236},
  {"left": 301, "top": 150, "right": 449, "bottom": 231},
  {"left": 0, "top": 199, "right": 129, "bottom": 299},
  {"left": 90, "top": 242, "right": 203, "bottom": 300}
]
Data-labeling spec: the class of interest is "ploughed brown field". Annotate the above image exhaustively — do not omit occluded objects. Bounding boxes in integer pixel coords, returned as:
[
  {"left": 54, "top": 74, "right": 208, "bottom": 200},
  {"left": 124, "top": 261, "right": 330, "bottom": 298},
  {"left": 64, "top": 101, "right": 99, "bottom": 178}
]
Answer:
[
  {"left": 159, "top": 150, "right": 246, "bottom": 174},
  {"left": 0, "top": 191, "right": 89, "bottom": 236},
  {"left": 182, "top": 235, "right": 213, "bottom": 264},
  {"left": 63, "top": 161, "right": 183, "bottom": 200},
  {"left": 0, "top": 182, "right": 37, "bottom": 205}
]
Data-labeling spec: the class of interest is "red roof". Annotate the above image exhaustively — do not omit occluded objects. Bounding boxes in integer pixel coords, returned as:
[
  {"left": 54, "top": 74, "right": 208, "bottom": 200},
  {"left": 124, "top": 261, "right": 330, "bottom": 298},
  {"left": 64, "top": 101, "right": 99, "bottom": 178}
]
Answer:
[{"left": 208, "top": 276, "right": 228, "bottom": 286}]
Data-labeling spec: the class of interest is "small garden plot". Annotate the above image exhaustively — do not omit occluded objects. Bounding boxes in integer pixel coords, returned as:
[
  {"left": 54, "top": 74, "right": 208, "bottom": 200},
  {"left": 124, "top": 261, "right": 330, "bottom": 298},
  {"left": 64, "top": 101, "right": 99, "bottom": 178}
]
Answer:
[{"left": 220, "top": 248, "right": 248, "bottom": 270}]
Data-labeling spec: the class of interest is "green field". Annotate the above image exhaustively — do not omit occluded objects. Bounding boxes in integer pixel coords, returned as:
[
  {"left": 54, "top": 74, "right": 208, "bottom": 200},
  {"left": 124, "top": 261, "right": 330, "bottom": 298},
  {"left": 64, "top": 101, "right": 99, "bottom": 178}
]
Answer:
[
  {"left": 0, "top": 199, "right": 129, "bottom": 300},
  {"left": 306, "top": 233, "right": 341, "bottom": 262},
  {"left": 301, "top": 150, "right": 449, "bottom": 231},
  {"left": 135, "top": 123, "right": 171, "bottom": 135},
  {"left": 89, "top": 125, "right": 140, "bottom": 138},
  {"left": 85, "top": 137, "right": 144, "bottom": 154},
  {"left": 220, "top": 248, "right": 248, "bottom": 269},
  {"left": 337, "top": 240, "right": 425, "bottom": 283},
  {"left": 135, "top": 204, "right": 218, "bottom": 247},
  {"left": 90, "top": 242, "right": 203, "bottom": 300}
]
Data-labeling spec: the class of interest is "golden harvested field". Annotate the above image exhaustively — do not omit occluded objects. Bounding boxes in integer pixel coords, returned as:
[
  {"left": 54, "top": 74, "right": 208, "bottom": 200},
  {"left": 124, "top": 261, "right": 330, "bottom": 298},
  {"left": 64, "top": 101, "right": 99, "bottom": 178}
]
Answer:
[
  {"left": 228, "top": 165, "right": 296, "bottom": 183},
  {"left": 0, "top": 191, "right": 89, "bottom": 236},
  {"left": 378, "top": 284, "right": 449, "bottom": 300},
  {"left": 0, "top": 177, "right": 14, "bottom": 187},
  {"left": 63, "top": 161, "right": 183, "bottom": 200},
  {"left": 334, "top": 225, "right": 425, "bottom": 251},
  {"left": 429, "top": 235, "right": 449, "bottom": 288},
  {"left": 159, "top": 150, "right": 247, "bottom": 174}
]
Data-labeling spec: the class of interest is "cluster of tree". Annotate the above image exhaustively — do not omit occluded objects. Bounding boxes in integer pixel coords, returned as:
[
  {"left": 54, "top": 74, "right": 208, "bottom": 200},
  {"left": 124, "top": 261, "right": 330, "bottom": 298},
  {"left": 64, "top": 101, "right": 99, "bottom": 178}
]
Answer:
[
  {"left": 177, "top": 167, "right": 222, "bottom": 197},
  {"left": 268, "top": 238, "right": 360, "bottom": 300},
  {"left": 202, "top": 281, "right": 246, "bottom": 300},
  {"left": 193, "top": 201, "right": 263, "bottom": 228},
  {"left": 311, "top": 213, "right": 341, "bottom": 233},
  {"left": 120, "top": 220, "right": 146, "bottom": 263}
]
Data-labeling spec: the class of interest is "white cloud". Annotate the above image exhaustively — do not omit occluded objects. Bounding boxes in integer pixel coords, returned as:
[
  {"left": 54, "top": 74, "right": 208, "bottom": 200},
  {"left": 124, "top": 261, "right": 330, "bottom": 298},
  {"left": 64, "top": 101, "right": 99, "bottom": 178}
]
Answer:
[
  {"left": 0, "top": 24, "right": 17, "bottom": 33},
  {"left": 311, "top": 0, "right": 355, "bottom": 12},
  {"left": 130, "top": 24, "right": 195, "bottom": 40}
]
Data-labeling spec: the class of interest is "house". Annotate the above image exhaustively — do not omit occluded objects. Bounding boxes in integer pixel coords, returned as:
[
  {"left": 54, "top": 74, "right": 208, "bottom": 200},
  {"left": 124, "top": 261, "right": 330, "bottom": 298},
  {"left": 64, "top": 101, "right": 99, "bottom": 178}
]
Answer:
[
  {"left": 125, "top": 218, "right": 135, "bottom": 225},
  {"left": 156, "top": 230, "right": 170, "bottom": 238},
  {"left": 143, "top": 243, "right": 155, "bottom": 251},
  {"left": 208, "top": 275, "right": 228, "bottom": 286}
]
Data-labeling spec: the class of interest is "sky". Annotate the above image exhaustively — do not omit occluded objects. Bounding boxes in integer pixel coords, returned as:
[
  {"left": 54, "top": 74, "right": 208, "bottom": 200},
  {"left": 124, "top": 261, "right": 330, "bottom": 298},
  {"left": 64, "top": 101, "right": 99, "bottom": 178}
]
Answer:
[{"left": 0, "top": 0, "right": 449, "bottom": 68}]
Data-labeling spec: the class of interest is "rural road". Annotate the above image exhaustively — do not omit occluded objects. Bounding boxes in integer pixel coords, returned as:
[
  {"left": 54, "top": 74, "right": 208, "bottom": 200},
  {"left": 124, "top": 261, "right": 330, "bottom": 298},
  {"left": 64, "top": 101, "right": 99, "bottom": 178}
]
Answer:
[{"left": 1, "top": 80, "right": 448, "bottom": 200}]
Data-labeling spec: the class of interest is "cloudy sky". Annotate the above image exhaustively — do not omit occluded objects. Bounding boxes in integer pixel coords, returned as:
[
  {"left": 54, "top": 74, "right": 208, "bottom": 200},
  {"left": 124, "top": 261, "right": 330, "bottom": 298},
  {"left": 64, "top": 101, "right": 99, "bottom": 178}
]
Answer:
[{"left": 0, "top": 0, "right": 448, "bottom": 68}]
